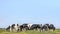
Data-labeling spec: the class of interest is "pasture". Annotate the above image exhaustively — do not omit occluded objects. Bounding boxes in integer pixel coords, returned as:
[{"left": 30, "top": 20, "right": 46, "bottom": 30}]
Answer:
[{"left": 0, "top": 29, "right": 60, "bottom": 34}]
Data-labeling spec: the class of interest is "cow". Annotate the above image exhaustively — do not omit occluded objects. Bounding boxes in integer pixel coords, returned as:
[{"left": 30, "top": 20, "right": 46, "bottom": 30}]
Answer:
[
  {"left": 20, "top": 23, "right": 29, "bottom": 31},
  {"left": 30, "top": 24, "right": 42, "bottom": 31},
  {"left": 40, "top": 24, "right": 48, "bottom": 32},
  {"left": 6, "top": 24, "right": 20, "bottom": 32},
  {"left": 40, "top": 24, "right": 55, "bottom": 32},
  {"left": 49, "top": 24, "right": 55, "bottom": 31},
  {"left": 27, "top": 24, "right": 33, "bottom": 30}
]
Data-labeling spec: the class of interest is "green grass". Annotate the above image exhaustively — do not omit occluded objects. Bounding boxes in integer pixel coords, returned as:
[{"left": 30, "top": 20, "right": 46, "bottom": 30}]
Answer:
[
  {"left": 0, "top": 29, "right": 60, "bottom": 34},
  {"left": 0, "top": 29, "right": 5, "bottom": 33}
]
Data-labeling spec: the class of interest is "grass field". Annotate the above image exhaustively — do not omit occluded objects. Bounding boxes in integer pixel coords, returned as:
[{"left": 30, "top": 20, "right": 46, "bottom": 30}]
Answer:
[{"left": 0, "top": 29, "right": 60, "bottom": 34}]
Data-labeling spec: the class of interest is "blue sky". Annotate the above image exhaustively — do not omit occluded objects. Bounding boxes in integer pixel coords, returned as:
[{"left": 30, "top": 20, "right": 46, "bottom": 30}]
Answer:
[{"left": 0, "top": 0, "right": 60, "bottom": 28}]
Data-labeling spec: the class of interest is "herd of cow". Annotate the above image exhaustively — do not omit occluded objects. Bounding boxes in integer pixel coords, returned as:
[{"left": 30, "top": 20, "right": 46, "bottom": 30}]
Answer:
[{"left": 6, "top": 23, "right": 55, "bottom": 32}]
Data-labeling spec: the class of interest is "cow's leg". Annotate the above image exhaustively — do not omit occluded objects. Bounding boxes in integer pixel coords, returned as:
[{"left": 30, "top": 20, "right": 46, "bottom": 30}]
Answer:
[
  {"left": 10, "top": 28, "right": 12, "bottom": 32},
  {"left": 37, "top": 28, "right": 40, "bottom": 31},
  {"left": 40, "top": 29, "right": 43, "bottom": 32},
  {"left": 53, "top": 27, "right": 55, "bottom": 31}
]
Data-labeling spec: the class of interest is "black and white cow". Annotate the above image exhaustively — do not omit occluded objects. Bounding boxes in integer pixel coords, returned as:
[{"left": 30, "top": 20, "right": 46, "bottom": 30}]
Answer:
[
  {"left": 49, "top": 24, "right": 55, "bottom": 31},
  {"left": 30, "top": 24, "right": 42, "bottom": 30},
  {"left": 6, "top": 24, "right": 20, "bottom": 32},
  {"left": 20, "top": 23, "right": 29, "bottom": 31},
  {"left": 40, "top": 24, "right": 48, "bottom": 32},
  {"left": 40, "top": 24, "right": 55, "bottom": 32}
]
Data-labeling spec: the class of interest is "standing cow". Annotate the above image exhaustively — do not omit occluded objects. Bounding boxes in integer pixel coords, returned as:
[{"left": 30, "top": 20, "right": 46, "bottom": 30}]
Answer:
[
  {"left": 40, "top": 24, "right": 48, "bottom": 32},
  {"left": 40, "top": 24, "right": 55, "bottom": 32},
  {"left": 6, "top": 24, "right": 20, "bottom": 32},
  {"left": 20, "top": 24, "right": 29, "bottom": 31},
  {"left": 30, "top": 24, "right": 42, "bottom": 31},
  {"left": 49, "top": 24, "right": 55, "bottom": 31}
]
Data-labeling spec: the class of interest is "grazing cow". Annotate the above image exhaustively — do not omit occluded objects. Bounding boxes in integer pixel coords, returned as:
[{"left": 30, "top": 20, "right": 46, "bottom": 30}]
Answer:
[
  {"left": 41, "top": 24, "right": 55, "bottom": 31},
  {"left": 20, "top": 23, "right": 29, "bottom": 31},
  {"left": 20, "top": 23, "right": 36, "bottom": 31},
  {"left": 40, "top": 24, "right": 48, "bottom": 32},
  {"left": 30, "top": 24, "right": 42, "bottom": 31},
  {"left": 6, "top": 24, "right": 20, "bottom": 32},
  {"left": 49, "top": 24, "right": 55, "bottom": 31},
  {"left": 44, "top": 24, "right": 50, "bottom": 30}
]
